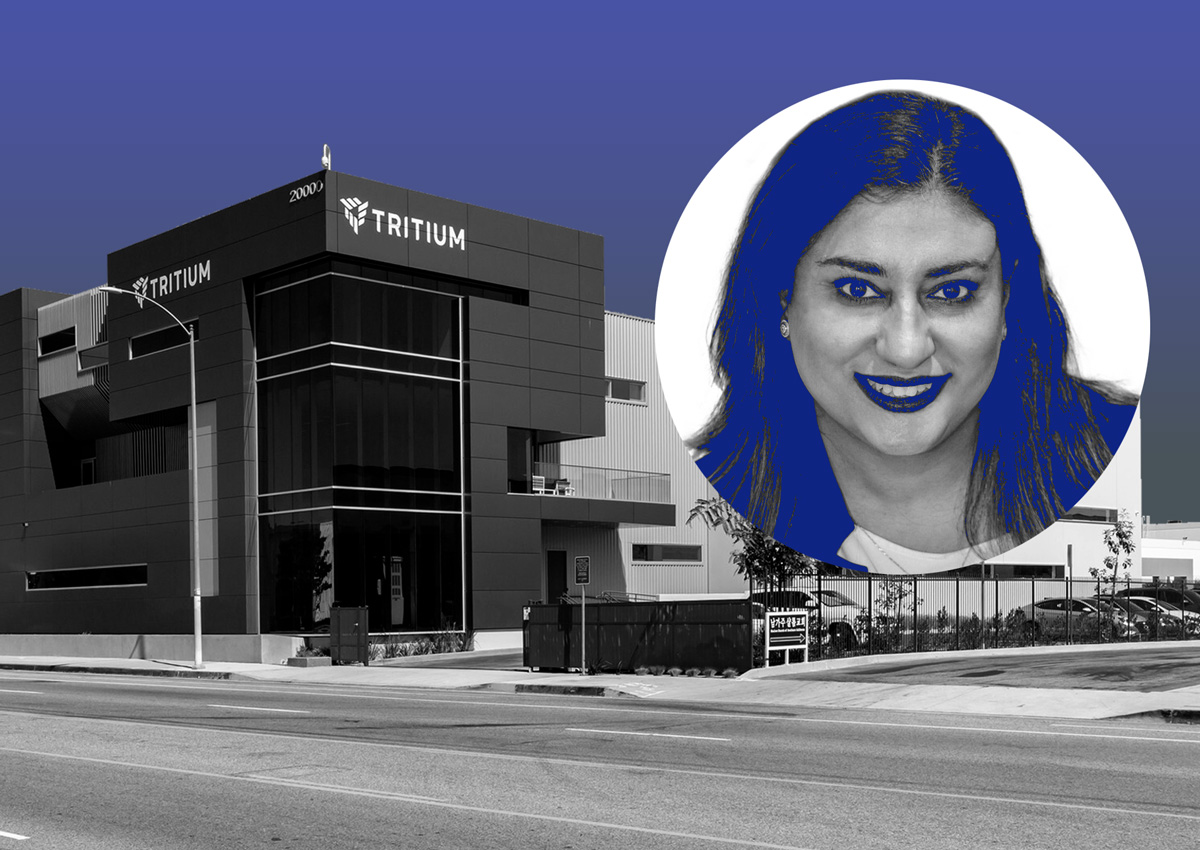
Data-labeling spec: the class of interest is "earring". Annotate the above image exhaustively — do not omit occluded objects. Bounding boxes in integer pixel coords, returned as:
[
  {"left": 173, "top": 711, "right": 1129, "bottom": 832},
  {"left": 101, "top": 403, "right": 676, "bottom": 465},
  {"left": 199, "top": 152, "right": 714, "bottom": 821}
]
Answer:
[
  {"left": 780, "top": 318, "right": 790, "bottom": 339},
  {"left": 1002, "top": 324, "right": 1007, "bottom": 341}
]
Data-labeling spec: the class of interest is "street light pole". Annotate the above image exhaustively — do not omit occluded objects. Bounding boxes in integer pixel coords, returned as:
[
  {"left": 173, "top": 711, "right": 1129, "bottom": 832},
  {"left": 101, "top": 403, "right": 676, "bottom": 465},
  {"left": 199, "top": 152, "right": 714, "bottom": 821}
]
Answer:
[{"left": 98, "top": 286, "right": 204, "bottom": 669}]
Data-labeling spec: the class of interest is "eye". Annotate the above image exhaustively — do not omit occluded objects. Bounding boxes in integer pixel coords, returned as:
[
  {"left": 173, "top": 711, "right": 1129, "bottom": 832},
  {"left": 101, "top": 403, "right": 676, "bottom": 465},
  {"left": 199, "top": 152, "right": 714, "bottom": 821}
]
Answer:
[
  {"left": 926, "top": 280, "right": 979, "bottom": 303},
  {"left": 833, "top": 278, "right": 885, "bottom": 302}
]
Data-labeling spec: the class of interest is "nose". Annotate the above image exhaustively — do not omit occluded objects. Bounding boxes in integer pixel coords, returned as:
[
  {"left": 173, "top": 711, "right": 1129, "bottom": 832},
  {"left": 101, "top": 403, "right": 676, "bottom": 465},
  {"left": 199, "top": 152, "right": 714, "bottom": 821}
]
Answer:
[{"left": 876, "top": 299, "right": 934, "bottom": 370}]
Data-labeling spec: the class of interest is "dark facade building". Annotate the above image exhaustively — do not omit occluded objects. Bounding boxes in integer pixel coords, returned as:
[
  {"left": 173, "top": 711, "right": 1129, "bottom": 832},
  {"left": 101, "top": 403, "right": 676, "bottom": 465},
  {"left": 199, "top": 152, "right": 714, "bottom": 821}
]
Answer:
[{"left": 0, "top": 171, "right": 672, "bottom": 659}]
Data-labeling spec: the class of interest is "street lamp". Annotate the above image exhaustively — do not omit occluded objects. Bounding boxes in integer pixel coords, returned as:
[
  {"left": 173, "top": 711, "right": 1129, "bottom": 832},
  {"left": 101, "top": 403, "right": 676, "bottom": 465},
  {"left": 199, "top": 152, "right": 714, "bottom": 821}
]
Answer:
[{"left": 97, "top": 286, "right": 204, "bottom": 669}]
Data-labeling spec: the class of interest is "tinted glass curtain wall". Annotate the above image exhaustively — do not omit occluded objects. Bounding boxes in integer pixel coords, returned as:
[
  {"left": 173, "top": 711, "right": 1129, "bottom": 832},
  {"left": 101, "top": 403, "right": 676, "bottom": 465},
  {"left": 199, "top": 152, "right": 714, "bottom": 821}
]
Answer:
[{"left": 256, "top": 266, "right": 465, "bottom": 634}]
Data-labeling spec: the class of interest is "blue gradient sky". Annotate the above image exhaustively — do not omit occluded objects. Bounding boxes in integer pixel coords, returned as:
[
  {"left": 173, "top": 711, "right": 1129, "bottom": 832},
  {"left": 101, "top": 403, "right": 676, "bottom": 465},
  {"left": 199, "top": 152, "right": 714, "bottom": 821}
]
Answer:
[{"left": 3, "top": 2, "right": 1195, "bottom": 521}]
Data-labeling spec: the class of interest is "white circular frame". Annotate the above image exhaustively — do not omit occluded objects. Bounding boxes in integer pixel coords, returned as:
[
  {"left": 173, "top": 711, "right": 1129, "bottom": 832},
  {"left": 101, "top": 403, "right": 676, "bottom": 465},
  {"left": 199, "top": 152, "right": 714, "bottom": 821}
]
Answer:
[{"left": 655, "top": 80, "right": 1150, "bottom": 443}]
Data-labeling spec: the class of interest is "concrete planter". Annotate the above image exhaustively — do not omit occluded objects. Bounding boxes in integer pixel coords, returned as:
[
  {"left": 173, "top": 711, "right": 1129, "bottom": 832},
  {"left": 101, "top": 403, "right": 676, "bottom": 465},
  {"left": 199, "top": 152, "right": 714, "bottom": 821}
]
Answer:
[{"left": 286, "top": 656, "right": 331, "bottom": 668}]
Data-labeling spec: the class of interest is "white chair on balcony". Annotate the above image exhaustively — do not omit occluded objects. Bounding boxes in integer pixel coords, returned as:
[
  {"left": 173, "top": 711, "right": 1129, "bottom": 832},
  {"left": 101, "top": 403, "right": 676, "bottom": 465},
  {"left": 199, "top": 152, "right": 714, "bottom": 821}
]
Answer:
[
  {"left": 532, "top": 475, "right": 552, "bottom": 495},
  {"left": 555, "top": 478, "right": 575, "bottom": 496}
]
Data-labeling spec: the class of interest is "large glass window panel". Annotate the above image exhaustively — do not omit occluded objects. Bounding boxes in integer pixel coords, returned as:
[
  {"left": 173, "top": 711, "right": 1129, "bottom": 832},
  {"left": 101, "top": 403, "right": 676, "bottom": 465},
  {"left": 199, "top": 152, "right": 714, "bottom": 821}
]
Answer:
[
  {"left": 361, "top": 372, "right": 387, "bottom": 488},
  {"left": 333, "top": 277, "right": 362, "bottom": 345},
  {"left": 331, "top": 510, "right": 463, "bottom": 632},
  {"left": 314, "top": 369, "right": 333, "bottom": 488},
  {"left": 308, "top": 277, "right": 332, "bottom": 349},
  {"left": 260, "top": 510, "right": 335, "bottom": 632}
]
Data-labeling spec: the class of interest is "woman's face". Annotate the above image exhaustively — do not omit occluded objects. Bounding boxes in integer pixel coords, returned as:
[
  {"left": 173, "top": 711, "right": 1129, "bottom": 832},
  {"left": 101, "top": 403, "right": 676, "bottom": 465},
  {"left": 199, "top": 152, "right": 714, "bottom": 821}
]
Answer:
[{"left": 784, "top": 189, "right": 1007, "bottom": 458}]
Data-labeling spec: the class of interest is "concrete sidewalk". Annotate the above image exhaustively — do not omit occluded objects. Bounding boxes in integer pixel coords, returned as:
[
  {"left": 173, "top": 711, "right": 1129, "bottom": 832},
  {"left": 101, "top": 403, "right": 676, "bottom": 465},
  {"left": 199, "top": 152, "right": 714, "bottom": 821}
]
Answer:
[{"left": 2, "top": 650, "right": 1199, "bottom": 721}]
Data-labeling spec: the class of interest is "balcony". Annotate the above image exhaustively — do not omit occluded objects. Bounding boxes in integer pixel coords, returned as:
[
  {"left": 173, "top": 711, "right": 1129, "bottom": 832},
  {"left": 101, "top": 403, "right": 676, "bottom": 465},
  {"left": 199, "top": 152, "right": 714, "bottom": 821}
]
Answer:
[{"left": 510, "top": 462, "right": 670, "bottom": 503}]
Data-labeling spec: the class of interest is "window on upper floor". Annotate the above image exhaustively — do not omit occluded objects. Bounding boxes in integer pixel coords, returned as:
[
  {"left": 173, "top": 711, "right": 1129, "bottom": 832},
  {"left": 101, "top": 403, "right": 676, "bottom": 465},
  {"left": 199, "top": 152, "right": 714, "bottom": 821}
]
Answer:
[
  {"left": 129, "top": 320, "right": 200, "bottom": 359},
  {"left": 1062, "top": 506, "right": 1118, "bottom": 524},
  {"left": 38, "top": 327, "right": 76, "bottom": 356},
  {"left": 607, "top": 377, "right": 646, "bottom": 403}
]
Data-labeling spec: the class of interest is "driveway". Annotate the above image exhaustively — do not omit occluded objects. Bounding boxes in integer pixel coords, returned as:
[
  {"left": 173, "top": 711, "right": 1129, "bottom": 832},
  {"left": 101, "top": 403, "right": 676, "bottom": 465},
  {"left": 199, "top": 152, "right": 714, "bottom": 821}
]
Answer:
[{"left": 776, "top": 644, "right": 1200, "bottom": 692}]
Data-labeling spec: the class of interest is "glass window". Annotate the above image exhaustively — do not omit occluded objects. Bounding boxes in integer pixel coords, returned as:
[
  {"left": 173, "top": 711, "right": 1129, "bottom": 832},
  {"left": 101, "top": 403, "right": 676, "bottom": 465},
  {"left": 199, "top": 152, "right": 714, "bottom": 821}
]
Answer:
[
  {"left": 39, "top": 327, "right": 76, "bottom": 356},
  {"left": 129, "top": 320, "right": 198, "bottom": 359},
  {"left": 27, "top": 564, "right": 147, "bottom": 590},
  {"left": 632, "top": 544, "right": 702, "bottom": 562},
  {"left": 607, "top": 377, "right": 646, "bottom": 402},
  {"left": 260, "top": 511, "right": 335, "bottom": 632},
  {"left": 329, "top": 510, "right": 463, "bottom": 632}
]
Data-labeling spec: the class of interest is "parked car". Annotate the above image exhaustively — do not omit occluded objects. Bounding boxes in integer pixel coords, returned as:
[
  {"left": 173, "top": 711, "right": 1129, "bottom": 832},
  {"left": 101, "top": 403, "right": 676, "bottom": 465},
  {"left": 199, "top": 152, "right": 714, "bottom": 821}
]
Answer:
[
  {"left": 1115, "top": 586, "right": 1200, "bottom": 616},
  {"left": 751, "top": 589, "right": 867, "bottom": 651},
  {"left": 1123, "top": 597, "right": 1200, "bottom": 636},
  {"left": 1022, "top": 597, "right": 1139, "bottom": 639},
  {"left": 1089, "top": 596, "right": 1153, "bottom": 636}
]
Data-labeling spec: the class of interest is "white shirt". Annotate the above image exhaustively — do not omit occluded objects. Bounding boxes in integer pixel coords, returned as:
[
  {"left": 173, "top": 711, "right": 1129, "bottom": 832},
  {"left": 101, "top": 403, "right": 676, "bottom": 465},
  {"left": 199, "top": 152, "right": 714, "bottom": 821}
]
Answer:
[{"left": 839, "top": 526, "right": 997, "bottom": 575}]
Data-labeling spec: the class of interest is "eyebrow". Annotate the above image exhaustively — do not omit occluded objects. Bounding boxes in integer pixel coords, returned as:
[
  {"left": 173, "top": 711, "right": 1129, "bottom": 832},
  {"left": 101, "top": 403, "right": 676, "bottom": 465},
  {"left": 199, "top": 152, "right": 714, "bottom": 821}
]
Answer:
[
  {"left": 816, "top": 257, "right": 885, "bottom": 276},
  {"left": 815, "top": 257, "right": 991, "bottom": 278}
]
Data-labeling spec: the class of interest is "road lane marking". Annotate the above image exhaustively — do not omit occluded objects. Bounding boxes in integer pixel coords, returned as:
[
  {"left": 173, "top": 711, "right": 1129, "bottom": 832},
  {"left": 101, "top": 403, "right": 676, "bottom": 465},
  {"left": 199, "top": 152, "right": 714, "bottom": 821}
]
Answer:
[
  {"left": 208, "top": 704, "right": 310, "bottom": 714},
  {"left": 0, "top": 830, "right": 30, "bottom": 840},
  {"left": 0, "top": 689, "right": 42, "bottom": 695},
  {"left": 3, "top": 741, "right": 1199, "bottom": 830},
  {"left": 568, "top": 727, "right": 731, "bottom": 742},
  {"left": 0, "top": 745, "right": 817, "bottom": 849}
]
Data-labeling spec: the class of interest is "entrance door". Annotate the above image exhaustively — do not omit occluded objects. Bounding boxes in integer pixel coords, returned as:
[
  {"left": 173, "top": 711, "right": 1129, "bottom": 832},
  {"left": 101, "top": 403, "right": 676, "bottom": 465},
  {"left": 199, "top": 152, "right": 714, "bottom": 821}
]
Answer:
[{"left": 547, "top": 550, "right": 567, "bottom": 602}]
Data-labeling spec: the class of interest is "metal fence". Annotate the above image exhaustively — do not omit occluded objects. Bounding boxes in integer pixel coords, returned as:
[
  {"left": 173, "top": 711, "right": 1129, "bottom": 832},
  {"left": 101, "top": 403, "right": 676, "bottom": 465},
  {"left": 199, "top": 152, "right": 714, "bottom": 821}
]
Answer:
[{"left": 752, "top": 574, "right": 1199, "bottom": 662}]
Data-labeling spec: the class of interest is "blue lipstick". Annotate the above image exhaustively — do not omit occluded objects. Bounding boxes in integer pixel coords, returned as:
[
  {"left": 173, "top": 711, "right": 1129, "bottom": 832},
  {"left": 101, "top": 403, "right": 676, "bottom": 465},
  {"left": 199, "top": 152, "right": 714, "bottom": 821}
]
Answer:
[{"left": 853, "top": 373, "right": 952, "bottom": 413}]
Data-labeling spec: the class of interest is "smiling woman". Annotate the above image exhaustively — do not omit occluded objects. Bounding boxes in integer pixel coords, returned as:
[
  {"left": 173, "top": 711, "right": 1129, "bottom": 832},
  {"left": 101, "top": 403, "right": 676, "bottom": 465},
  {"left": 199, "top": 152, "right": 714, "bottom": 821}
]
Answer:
[{"left": 683, "top": 90, "right": 1139, "bottom": 574}]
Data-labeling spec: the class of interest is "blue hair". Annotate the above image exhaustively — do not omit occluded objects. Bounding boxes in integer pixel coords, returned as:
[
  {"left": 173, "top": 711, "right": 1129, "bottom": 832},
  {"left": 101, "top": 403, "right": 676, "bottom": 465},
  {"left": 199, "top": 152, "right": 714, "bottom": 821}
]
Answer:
[{"left": 692, "top": 91, "right": 1136, "bottom": 563}]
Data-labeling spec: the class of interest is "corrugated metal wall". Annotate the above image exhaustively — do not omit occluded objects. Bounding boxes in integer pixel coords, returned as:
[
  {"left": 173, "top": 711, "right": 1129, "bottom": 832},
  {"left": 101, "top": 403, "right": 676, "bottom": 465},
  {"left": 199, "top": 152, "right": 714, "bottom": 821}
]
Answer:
[
  {"left": 36, "top": 288, "right": 109, "bottom": 399},
  {"left": 556, "top": 313, "right": 746, "bottom": 596}
]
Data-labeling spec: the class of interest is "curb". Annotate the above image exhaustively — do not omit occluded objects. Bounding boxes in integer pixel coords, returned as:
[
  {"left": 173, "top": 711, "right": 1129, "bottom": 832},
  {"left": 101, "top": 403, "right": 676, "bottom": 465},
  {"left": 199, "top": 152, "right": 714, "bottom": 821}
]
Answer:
[
  {"left": 1109, "top": 707, "right": 1200, "bottom": 724},
  {"left": 0, "top": 662, "right": 233, "bottom": 680},
  {"left": 482, "top": 682, "right": 622, "bottom": 698}
]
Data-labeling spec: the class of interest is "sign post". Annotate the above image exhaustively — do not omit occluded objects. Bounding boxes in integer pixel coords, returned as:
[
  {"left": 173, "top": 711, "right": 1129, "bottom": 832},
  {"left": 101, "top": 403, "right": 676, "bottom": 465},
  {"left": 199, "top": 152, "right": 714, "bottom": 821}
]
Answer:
[
  {"left": 765, "top": 610, "right": 809, "bottom": 666},
  {"left": 575, "top": 556, "right": 590, "bottom": 674}
]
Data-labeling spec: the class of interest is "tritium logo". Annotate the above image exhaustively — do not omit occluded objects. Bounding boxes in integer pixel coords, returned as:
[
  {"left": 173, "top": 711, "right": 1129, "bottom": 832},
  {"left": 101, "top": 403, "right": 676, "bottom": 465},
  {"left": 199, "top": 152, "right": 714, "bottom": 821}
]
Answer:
[
  {"left": 338, "top": 196, "right": 466, "bottom": 251},
  {"left": 128, "top": 260, "right": 212, "bottom": 308},
  {"left": 341, "top": 197, "right": 368, "bottom": 234}
]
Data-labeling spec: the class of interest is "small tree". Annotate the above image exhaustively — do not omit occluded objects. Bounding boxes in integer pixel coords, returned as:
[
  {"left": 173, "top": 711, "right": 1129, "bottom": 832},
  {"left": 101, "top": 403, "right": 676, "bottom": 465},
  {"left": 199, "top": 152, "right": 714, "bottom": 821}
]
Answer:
[
  {"left": 686, "top": 497, "right": 819, "bottom": 593},
  {"left": 1090, "top": 509, "right": 1135, "bottom": 638}
]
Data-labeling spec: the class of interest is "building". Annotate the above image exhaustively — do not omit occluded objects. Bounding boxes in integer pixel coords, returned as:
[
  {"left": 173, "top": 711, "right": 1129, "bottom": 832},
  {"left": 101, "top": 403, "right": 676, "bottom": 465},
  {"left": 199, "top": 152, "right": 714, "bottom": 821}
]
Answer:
[
  {"left": 1141, "top": 521, "right": 1200, "bottom": 580},
  {"left": 548, "top": 312, "right": 740, "bottom": 597},
  {"left": 0, "top": 170, "right": 673, "bottom": 661}
]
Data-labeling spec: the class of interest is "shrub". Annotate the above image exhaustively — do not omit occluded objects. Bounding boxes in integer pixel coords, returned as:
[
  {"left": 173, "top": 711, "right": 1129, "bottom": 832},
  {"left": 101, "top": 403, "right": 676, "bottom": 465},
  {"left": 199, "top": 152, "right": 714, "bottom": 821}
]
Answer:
[
  {"left": 648, "top": 665, "right": 666, "bottom": 676},
  {"left": 722, "top": 667, "right": 740, "bottom": 678},
  {"left": 685, "top": 667, "right": 701, "bottom": 677},
  {"left": 703, "top": 668, "right": 718, "bottom": 678},
  {"left": 634, "top": 666, "right": 650, "bottom": 676},
  {"left": 667, "top": 667, "right": 683, "bottom": 677}
]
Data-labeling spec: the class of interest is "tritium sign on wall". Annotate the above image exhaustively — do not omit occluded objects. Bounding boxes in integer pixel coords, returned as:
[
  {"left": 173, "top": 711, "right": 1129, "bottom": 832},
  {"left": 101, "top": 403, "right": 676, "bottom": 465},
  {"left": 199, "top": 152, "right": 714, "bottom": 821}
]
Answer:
[
  {"left": 339, "top": 195, "right": 466, "bottom": 250},
  {"left": 131, "top": 259, "right": 212, "bottom": 308}
]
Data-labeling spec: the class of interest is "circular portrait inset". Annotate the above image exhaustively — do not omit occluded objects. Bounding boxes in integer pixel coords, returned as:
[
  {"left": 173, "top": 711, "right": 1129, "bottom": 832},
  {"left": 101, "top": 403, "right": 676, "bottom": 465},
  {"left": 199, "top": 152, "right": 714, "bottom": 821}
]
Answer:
[{"left": 656, "top": 81, "right": 1148, "bottom": 575}]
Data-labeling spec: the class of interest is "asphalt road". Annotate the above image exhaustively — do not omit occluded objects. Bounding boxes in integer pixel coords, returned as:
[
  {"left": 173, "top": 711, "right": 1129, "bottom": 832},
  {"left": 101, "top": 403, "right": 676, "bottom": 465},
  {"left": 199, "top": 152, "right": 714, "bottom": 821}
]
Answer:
[
  {"left": 1, "top": 670, "right": 1198, "bottom": 849},
  {"left": 778, "top": 645, "right": 1200, "bottom": 692}
]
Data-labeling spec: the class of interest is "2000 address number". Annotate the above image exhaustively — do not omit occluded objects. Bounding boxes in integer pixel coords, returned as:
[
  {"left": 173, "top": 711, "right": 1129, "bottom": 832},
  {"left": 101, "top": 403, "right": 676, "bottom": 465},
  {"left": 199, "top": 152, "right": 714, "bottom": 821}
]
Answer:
[{"left": 289, "top": 180, "right": 324, "bottom": 203}]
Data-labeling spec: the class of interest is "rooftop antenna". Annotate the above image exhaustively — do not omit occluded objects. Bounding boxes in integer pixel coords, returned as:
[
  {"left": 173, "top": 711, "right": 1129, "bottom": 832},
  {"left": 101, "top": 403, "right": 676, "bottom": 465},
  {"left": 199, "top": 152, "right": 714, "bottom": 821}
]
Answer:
[{"left": 322, "top": 144, "right": 332, "bottom": 171}]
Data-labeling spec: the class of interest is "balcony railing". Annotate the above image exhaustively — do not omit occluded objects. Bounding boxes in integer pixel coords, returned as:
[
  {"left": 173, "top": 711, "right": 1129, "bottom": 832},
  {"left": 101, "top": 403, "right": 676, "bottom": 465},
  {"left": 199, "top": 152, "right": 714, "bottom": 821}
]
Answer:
[{"left": 509, "top": 462, "right": 671, "bottom": 503}]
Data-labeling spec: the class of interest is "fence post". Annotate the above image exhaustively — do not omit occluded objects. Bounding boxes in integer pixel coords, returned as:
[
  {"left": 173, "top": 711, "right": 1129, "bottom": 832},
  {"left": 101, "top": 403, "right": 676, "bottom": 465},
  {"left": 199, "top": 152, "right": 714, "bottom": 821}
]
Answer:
[
  {"left": 912, "top": 577, "right": 919, "bottom": 653},
  {"left": 867, "top": 572, "right": 874, "bottom": 656},
  {"left": 994, "top": 573, "right": 1000, "bottom": 648},
  {"left": 974, "top": 566, "right": 984, "bottom": 648},
  {"left": 1030, "top": 576, "right": 1036, "bottom": 646},
  {"left": 955, "top": 575, "right": 960, "bottom": 652},
  {"left": 816, "top": 571, "right": 823, "bottom": 660},
  {"left": 1066, "top": 573, "right": 1073, "bottom": 645}
]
